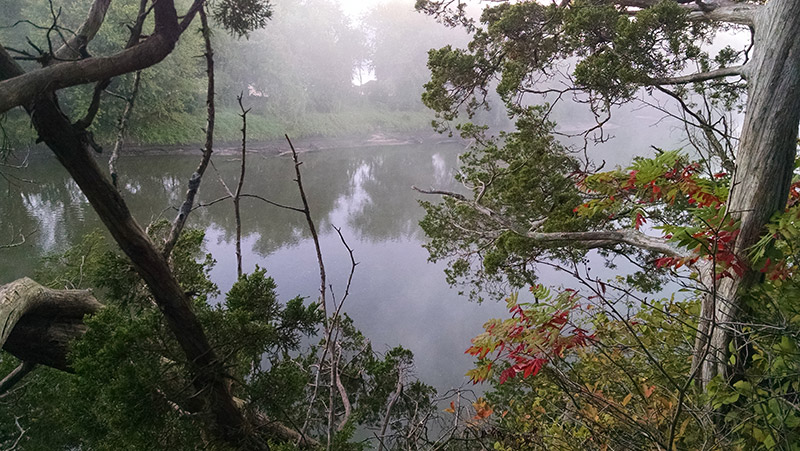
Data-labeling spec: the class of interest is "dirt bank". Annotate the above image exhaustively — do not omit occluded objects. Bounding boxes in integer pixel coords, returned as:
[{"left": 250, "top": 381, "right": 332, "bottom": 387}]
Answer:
[{"left": 120, "top": 131, "right": 468, "bottom": 156}]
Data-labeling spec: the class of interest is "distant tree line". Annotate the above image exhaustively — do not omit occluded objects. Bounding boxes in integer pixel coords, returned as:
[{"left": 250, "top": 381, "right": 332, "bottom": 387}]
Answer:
[{"left": 0, "top": 0, "right": 470, "bottom": 147}]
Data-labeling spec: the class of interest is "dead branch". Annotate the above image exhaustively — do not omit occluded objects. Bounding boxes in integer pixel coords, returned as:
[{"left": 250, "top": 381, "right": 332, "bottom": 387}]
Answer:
[
  {"left": 0, "top": 0, "right": 201, "bottom": 114},
  {"left": 163, "top": 7, "right": 214, "bottom": 258},
  {"left": 0, "top": 278, "right": 102, "bottom": 372},
  {"left": 233, "top": 94, "right": 249, "bottom": 277},
  {"left": 51, "top": 0, "right": 110, "bottom": 62},
  {"left": 0, "top": 361, "right": 36, "bottom": 396},
  {"left": 286, "top": 135, "right": 327, "bottom": 318},
  {"left": 377, "top": 365, "right": 404, "bottom": 451},
  {"left": 647, "top": 65, "right": 747, "bottom": 85},
  {"left": 107, "top": 71, "right": 141, "bottom": 187}
]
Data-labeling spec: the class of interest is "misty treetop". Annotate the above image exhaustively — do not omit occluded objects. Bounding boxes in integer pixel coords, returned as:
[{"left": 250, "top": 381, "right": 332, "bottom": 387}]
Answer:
[{"left": 0, "top": 0, "right": 473, "bottom": 147}]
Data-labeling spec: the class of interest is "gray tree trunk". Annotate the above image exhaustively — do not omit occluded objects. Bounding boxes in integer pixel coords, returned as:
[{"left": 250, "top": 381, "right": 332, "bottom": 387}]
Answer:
[{"left": 693, "top": 0, "right": 800, "bottom": 385}]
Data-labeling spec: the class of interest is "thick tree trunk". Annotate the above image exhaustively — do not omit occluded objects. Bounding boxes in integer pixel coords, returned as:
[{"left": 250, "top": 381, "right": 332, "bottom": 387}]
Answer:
[
  {"left": 0, "top": 2, "right": 262, "bottom": 448},
  {"left": 0, "top": 278, "right": 101, "bottom": 372},
  {"left": 693, "top": 0, "right": 800, "bottom": 385},
  {"left": 28, "top": 95, "right": 262, "bottom": 448}
]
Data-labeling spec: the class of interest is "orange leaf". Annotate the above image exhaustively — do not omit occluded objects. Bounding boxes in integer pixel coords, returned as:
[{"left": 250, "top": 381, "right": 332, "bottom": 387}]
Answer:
[
  {"left": 643, "top": 384, "right": 656, "bottom": 399},
  {"left": 621, "top": 393, "right": 633, "bottom": 406}
]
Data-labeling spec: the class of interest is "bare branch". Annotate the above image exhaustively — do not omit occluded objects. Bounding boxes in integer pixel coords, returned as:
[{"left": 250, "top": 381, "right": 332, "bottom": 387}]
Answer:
[
  {"left": 0, "top": 0, "right": 200, "bottom": 113},
  {"left": 614, "top": 0, "right": 759, "bottom": 26},
  {"left": 163, "top": 8, "right": 214, "bottom": 258},
  {"left": 377, "top": 365, "right": 404, "bottom": 451},
  {"left": 239, "top": 194, "right": 304, "bottom": 213},
  {"left": 286, "top": 135, "right": 327, "bottom": 318},
  {"left": 107, "top": 71, "right": 141, "bottom": 186},
  {"left": 0, "top": 278, "right": 102, "bottom": 371},
  {"left": 333, "top": 344, "right": 352, "bottom": 431},
  {"left": 647, "top": 65, "right": 747, "bottom": 85},
  {"left": 0, "top": 229, "right": 34, "bottom": 249},
  {"left": 525, "top": 229, "right": 687, "bottom": 257},
  {"left": 52, "top": 0, "right": 111, "bottom": 62},
  {"left": 0, "top": 361, "right": 36, "bottom": 396},
  {"left": 192, "top": 194, "right": 231, "bottom": 210},
  {"left": 331, "top": 225, "right": 357, "bottom": 432},
  {"left": 686, "top": 2, "right": 760, "bottom": 25},
  {"left": 234, "top": 93, "right": 249, "bottom": 277},
  {"left": 7, "top": 416, "right": 27, "bottom": 450}
]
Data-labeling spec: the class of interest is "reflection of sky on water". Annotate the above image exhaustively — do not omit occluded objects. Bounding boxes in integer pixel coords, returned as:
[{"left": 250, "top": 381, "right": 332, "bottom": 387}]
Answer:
[
  {"left": 198, "top": 146, "right": 511, "bottom": 390},
  {"left": 329, "top": 161, "right": 373, "bottom": 230},
  {"left": 207, "top": 223, "right": 511, "bottom": 392},
  {"left": 1, "top": 139, "right": 677, "bottom": 393},
  {"left": 21, "top": 191, "right": 63, "bottom": 252},
  {"left": 431, "top": 152, "right": 451, "bottom": 186}
]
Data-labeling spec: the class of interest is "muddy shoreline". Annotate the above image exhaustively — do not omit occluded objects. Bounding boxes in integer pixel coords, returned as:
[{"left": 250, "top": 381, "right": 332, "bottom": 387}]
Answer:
[{"left": 118, "top": 131, "right": 467, "bottom": 157}]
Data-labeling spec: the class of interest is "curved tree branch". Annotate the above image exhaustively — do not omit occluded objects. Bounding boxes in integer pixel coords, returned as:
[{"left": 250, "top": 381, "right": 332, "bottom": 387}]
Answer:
[
  {"left": 686, "top": 2, "right": 760, "bottom": 25},
  {"left": 413, "top": 186, "right": 688, "bottom": 258},
  {"left": 0, "top": 0, "right": 200, "bottom": 114},
  {"left": 0, "top": 361, "right": 37, "bottom": 396},
  {"left": 0, "top": 278, "right": 102, "bottom": 372},
  {"left": 614, "top": 0, "right": 759, "bottom": 26},
  {"left": 163, "top": 7, "right": 214, "bottom": 258},
  {"left": 647, "top": 65, "right": 747, "bottom": 85},
  {"left": 52, "top": 0, "right": 112, "bottom": 62}
]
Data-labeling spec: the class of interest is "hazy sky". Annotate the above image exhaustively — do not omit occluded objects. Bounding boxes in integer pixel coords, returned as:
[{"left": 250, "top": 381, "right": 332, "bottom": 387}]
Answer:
[
  {"left": 338, "top": 0, "right": 392, "bottom": 19},
  {"left": 337, "top": 0, "right": 487, "bottom": 20}
]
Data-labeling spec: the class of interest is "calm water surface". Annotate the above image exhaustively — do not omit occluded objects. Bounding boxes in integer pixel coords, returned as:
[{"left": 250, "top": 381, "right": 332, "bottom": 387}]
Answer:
[{"left": 1, "top": 142, "right": 580, "bottom": 390}]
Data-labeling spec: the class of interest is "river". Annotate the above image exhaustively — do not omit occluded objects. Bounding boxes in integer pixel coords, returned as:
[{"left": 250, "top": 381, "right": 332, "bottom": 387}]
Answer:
[
  {"left": 0, "top": 105, "right": 689, "bottom": 390},
  {"left": 1, "top": 142, "right": 520, "bottom": 392}
]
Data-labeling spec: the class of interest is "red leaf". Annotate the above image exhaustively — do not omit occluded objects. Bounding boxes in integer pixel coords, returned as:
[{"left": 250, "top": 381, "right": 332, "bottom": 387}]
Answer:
[{"left": 634, "top": 212, "right": 646, "bottom": 230}]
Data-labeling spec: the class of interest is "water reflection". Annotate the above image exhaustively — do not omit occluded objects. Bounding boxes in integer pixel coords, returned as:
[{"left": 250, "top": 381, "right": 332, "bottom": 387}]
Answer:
[{"left": 0, "top": 143, "right": 514, "bottom": 391}]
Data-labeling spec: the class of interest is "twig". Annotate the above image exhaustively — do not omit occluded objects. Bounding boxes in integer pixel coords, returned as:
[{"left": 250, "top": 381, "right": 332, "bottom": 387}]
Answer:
[
  {"left": 0, "top": 361, "right": 36, "bottom": 395},
  {"left": 162, "top": 7, "right": 214, "bottom": 258},
  {"left": 377, "top": 364, "right": 404, "bottom": 451},
  {"left": 107, "top": 70, "right": 140, "bottom": 186},
  {"left": 7, "top": 416, "right": 27, "bottom": 450},
  {"left": 287, "top": 134, "right": 327, "bottom": 319},
  {"left": 0, "top": 229, "right": 35, "bottom": 249},
  {"left": 234, "top": 93, "right": 249, "bottom": 277}
]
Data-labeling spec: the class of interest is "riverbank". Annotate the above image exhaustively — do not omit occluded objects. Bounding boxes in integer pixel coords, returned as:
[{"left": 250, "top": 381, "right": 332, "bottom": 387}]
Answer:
[
  {"left": 2, "top": 106, "right": 459, "bottom": 152},
  {"left": 125, "top": 130, "right": 467, "bottom": 156}
]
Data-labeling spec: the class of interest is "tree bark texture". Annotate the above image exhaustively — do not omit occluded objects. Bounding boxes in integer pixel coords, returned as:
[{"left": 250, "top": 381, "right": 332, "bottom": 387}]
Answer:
[
  {"left": 693, "top": 0, "right": 800, "bottom": 384},
  {"left": 0, "top": 278, "right": 101, "bottom": 372},
  {"left": 0, "top": 1, "right": 260, "bottom": 447}
]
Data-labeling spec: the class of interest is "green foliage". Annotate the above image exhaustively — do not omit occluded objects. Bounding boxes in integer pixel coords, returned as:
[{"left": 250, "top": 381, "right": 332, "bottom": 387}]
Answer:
[
  {"left": 2, "top": 226, "right": 448, "bottom": 449},
  {"left": 479, "top": 296, "right": 700, "bottom": 449},
  {"left": 418, "top": 0, "right": 800, "bottom": 449},
  {"left": 211, "top": 0, "right": 272, "bottom": 38},
  {"left": 0, "top": 0, "right": 441, "bottom": 150},
  {"left": 0, "top": 229, "right": 322, "bottom": 448},
  {"left": 419, "top": 109, "right": 589, "bottom": 300},
  {"left": 449, "top": 150, "right": 800, "bottom": 449},
  {"left": 283, "top": 314, "right": 437, "bottom": 450},
  {"left": 475, "top": 272, "right": 800, "bottom": 450},
  {"left": 420, "top": 0, "right": 732, "bottom": 123}
]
